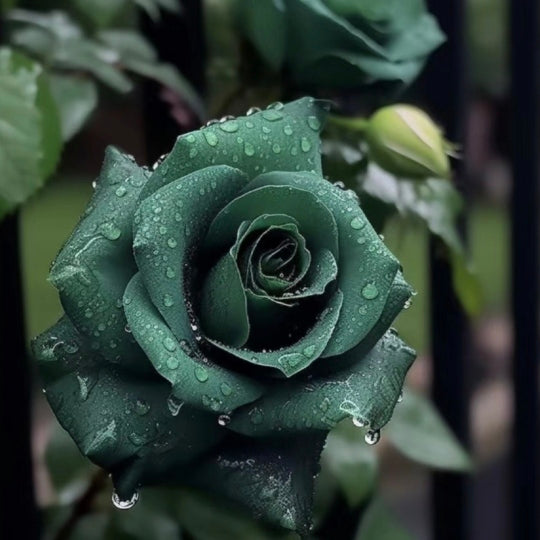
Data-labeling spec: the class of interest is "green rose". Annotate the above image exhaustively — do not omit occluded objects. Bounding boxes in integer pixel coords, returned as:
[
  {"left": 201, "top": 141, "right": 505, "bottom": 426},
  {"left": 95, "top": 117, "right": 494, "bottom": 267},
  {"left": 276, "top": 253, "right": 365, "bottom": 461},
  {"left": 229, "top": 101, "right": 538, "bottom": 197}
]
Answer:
[
  {"left": 34, "top": 98, "right": 415, "bottom": 534},
  {"left": 239, "top": 0, "right": 445, "bottom": 88}
]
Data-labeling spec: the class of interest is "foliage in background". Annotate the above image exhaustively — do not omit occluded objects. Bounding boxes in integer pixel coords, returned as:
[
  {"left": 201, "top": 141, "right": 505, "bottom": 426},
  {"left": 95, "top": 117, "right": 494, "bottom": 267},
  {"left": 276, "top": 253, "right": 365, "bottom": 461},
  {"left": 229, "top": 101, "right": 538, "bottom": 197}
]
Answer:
[{"left": 0, "top": 0, "right": 202, "bottom": 220}]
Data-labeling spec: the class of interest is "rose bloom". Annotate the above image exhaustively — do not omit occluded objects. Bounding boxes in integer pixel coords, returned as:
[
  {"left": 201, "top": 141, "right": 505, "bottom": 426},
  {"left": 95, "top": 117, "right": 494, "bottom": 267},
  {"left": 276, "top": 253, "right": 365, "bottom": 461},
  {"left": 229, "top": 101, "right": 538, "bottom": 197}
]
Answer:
[{"left": 34, "top": 98, "right": 414, "bottom": 533}]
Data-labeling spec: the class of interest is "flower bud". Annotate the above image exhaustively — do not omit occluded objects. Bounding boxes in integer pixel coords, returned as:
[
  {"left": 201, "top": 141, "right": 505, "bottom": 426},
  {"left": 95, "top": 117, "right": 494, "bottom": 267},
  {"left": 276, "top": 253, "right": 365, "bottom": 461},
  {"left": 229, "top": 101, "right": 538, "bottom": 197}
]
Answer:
[{"left": 365, "top": 104, "right": 451, "bottom": 179}]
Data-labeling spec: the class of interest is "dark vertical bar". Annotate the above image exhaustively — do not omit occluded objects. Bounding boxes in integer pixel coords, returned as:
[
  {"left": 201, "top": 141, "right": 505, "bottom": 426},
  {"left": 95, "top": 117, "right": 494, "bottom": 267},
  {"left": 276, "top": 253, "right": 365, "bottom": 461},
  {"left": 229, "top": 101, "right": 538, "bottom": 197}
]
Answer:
[
  {"left": 424, "top": 2, "right": 470, "bottom": 540},
  {"left": 0, "top": 215, "right": 40, "bottom": 540},
  {"left": 141, "top": 0, "right": 206, "bottom": 162},
  {"left": 510, "top": 1, "right": 539, "bottom": 539},
  {"left": 0, "top": 15, "right": 40, "bottom": 540}
]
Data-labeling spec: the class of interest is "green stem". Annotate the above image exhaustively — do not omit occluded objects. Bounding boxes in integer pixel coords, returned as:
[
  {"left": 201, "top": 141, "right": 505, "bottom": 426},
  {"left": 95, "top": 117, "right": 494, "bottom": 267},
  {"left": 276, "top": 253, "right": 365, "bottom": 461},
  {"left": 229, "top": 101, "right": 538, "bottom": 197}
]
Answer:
[{"left": 327, "top": 115, "right": 369, "bottom": 133}]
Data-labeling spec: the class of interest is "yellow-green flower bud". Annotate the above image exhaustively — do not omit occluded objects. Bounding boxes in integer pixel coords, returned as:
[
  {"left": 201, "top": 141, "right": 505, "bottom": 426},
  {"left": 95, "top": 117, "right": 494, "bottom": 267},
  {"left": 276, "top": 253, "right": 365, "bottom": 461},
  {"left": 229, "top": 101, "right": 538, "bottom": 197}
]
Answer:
[{"left": 365, "top": 104, "right": 451, "bottom": 179}]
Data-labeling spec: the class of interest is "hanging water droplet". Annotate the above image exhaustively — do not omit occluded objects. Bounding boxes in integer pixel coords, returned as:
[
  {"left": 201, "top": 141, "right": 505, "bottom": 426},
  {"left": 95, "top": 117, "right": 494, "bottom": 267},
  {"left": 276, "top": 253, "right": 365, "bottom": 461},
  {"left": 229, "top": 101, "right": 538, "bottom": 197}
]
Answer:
[
  {"left": 205, "top": 119, "right": 218, "bottom": 126},
  {"left": 397, "top": 391, "right": 404, "bottom": 403},
  {"left": 333, "top": 181, "right": 346, "bottom": 190},
  {"left": 246, "top": 106, "right": 261, "bottom": 116},
  {"left": 365, "top": 430, "right": 380, "bottom": 445},
  {"left": 267, "top": 101, "right": 284, "bottom": 110},
  {"left": 404, "top": 298, "right": 412, "bottom": 309},
  {"left": 361, "top": 283, "right": 379, "bottom": 300},
  {"left": 92, "top": 180, "right": 97, "bottom": 189},
  {"left": 217, "top": 414, "right": 231, "bottom": 426},
  {"left": 352, "top": 416, "right": 365, "bottom": 428},
  {"left": 112, "top": 490, "right": 139, "bottom": 510}
]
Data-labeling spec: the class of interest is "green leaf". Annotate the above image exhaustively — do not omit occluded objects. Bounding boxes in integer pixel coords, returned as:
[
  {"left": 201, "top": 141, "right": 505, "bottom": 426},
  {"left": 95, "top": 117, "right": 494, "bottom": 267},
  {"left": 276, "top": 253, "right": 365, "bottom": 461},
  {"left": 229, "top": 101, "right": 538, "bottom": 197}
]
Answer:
[
  {"left": 322, "top": 421, "right": 377, "bottom": 507},
  {"left": 133, "top": 0, "right": 181, "bottom": 20},
  {"left": 141, "top": 97, "right": 330, "bottom": 200},
  {"left": 386, "top": 389, "right": 473, "bottom": 471},
  {"left": 186, "top": 433, "right": 327, "bottom": 534},
  {"left": 355, "top": 498, "right": 413, "bottom": 540},
  {"left": 49, "top": 74, "right": 98, "bottom": 141},
  {"left": 0, "top": 47, "right": 61, "bottom": 219},
  {"left": 73, "top": 0, "right": 127, "bottom": 28},
  {"left": 229, "top": 330, "right": 415, "bottom": 436},
  {"left": 49, "top": 147, "right": 152, "bottom": 373},
  {"left": 9, "top": 10, "right": 133, "bottom": 92},
  {"left": 174, "top": 488, "right": 297, "bottom": 540}
]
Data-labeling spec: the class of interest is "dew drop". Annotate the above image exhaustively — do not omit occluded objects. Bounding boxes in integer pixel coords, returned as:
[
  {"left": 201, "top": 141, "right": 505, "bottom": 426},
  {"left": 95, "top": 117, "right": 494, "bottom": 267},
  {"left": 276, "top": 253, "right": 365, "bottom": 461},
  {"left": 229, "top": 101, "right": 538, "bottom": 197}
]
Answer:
[
  {"left": 165, "top": 266, "right": 176, "bottom": 279},
  {"left": 99, "top": 222, "right": 122, "bottom": 241},
  {"left": 350, "top": 216, "right": 365, "bottom": 230},
  {"left": 262, "top": 109, "right": 283, "bottom": 121},
  {"left": 244, "top": 142, "right": 255, "bottom": 156},
  {"left": 135, "top": 399, "right": 150, "bottom": 416},
  {"left": 303, "top": 344, "right": 316, "bottom": 358},
  {"left": 283, "top": 125, "right": 293, "bottom": 135},
  {"left": 272, "top": 143, "right": 281, "bottom": 154},
  {"left": 267, "top": 101, "right": 284, "bottom": 110},
  {"left": 220, "top": 382, "right": 232, "bottom": 396},
  {"left": 217, "top": 414, "right": 231, "bottom": 426},
  {"left": 115, "top": 185, "right": 127, "bottom": 197},
  {"left": 163, "top": 336, "right": 177, "bottom": 352},
  {"left": 361, "top": 283, "right": 379, "bottom": 300},
  {"left": 194, "top": 365, "right": 209, "bottom": 382},
  {"left": 163, "top": 294, "right": 174, "bottom": 307},
  {"left": 189, "top": 147, "right": 198, "bottom": 158},
  {"left": 166, "top": 356, "right": 179, "bottom": 370},
  {"left": 112, "top": 490, "right": 139, "bottom": 510},
  {"left": 307, "top": 116, "right": 321, "bottom": 131},
  {"left": 219, "top": 120, "right": 239, "bottom": 133},
  {"left": 352, "top": 416, "right": 365, "bottom": 428},
  {"left": 397, "top": 391, "right": 404, "bottom": 403},
  {"left": 92, "top": 181, "right": 97, "bottom": 189},
  {"left": 300, "top": 137, "right": 311, "bottom": 152},
  {"left": 365, "top": 430, "right": 381, "bottom": 445},
  {"left": 203, "top": 130, "right": 218, "bottom": 146},
  {"left": 167, "top": 238, "right": 177, "bottom": 248},
  {"left": 246, "top": 106, "right": 261, "bottom": 116}
]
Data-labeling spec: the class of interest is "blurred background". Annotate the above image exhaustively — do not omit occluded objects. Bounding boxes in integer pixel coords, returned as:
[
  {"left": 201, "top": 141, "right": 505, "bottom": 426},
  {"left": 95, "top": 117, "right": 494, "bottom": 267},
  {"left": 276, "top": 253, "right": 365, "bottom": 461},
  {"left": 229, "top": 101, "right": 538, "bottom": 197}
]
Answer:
[{"left": 1, "top": 0, "right": 537, "bottom": 539}]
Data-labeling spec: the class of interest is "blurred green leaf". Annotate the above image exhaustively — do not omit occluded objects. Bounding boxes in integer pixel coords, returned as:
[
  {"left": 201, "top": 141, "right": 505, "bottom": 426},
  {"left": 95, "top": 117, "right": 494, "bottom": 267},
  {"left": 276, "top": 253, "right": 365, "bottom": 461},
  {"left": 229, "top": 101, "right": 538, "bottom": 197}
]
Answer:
[
  {"left": 450, "top": 249, "right": 483, "bottom": 317},
  {"left": 174, "top": 488, "right": 297, "bottom": 540},
  {"left": 322, "top": 421, "right": 377, "bottom": 507},
  {"left": 386, "top": 389, "right": 473, "bottom": 471},
  {"left": 9, "top": 9, "right": 133, "bottom": 92},
  {"left": 49, "top": 74, "right": 98, "bottom": 140},
  {"left": 73, "top": 0, "right": 127, "bottom": 28},
  {"left": 0, "top": 47, "right": 62, "bottom": 219},
  {"left": 46, "top": 421, "right": 98, "bottom": 504},
  {"left": 133, "top": 0, "right": 181, "bottom": 20},
  {"left": 355, "top": 498, "right": 413, "bottom": 540},
  {"left": 1, "top": 0, "right": 17, "bottom": 13}
]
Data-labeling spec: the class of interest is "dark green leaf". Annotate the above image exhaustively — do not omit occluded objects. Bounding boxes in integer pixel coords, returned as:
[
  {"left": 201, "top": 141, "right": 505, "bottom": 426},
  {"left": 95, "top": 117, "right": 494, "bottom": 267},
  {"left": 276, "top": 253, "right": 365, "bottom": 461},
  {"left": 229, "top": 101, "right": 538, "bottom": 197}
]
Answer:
[
  {"left": 355, "top": 498, "right": 413, "bottom": 540},
  {"left": 73, "top": 0, "right": 127, "bottom": 28},
  {"left": 49, "top": 74, "right": 98, "bottom": 141},
  {"left": 386, "top": 389, "right": 473, "bottom": 471},
  {"left": 322, "top": 421, "right": 377, "bottom": 507}
]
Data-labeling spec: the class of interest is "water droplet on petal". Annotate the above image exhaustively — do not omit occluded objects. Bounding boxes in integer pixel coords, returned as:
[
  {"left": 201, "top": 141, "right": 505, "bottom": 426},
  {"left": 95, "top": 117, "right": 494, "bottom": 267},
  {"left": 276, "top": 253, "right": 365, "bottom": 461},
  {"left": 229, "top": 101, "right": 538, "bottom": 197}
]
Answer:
[
  {"left": 220, "top": 382, "right": 232, "bottom": 396},
  {"left": 350, "top": 216, "right": 365, "bottom": 230},
  {"left": 166, "top": 356, "right": 179, "bottom": 369},
  {"left": 99, "top": 221, "right": 121, "bottom": 241},
  {"left": 163, "top": 294, "right": 174, "bottom": 307},
  {"left": 115, "top": 185, "right": 127, "bottom": 197},
  {"left": 307, "top": 116, "right": 321, "bottom": 131},
  {"left": 361, "top": 283, "right": 379, "bottom": 300},
  {"left": 244, "top": 142, "right": 255, "bottom": 156},
  {"left": 219, "top": 120, "right": 239, "bottom": 133},
  {"left": 397, "top": 391, "right": 404, "bottom": 403},
  {"left": 194, "top": 365, "right": 209, "bottom": 382},
  {"left": 246, "top": 106, "right": 261, "bottom": 116},
  {"left": 262, "top": 109, "right": 283, "bottom": 121},
  {"left": 163, "top": 336, "right": 176, "bottom": 352},
  {"left": 167, "top": 238, "right": 177, "bottom": 248},
  {"left": 352, "top": 416, "right": 365, "bottom": 428},
  {"left": 283, "top": 125, "right": 293, "bottom": 135},
  {"left": 300, "top": 137, "right": 311, "bottom": 152},
  {"left": 303, "top": 345, "right": 316, "bottom": 358},
  {"left": 112, "top": 490, "right": 139, "bottom": 510},
  {"left": 203, "top": 130, "right": 218, "bottom": 146},
  {"left": 165, "top": 267, "right": 176, "bottom": 279}
]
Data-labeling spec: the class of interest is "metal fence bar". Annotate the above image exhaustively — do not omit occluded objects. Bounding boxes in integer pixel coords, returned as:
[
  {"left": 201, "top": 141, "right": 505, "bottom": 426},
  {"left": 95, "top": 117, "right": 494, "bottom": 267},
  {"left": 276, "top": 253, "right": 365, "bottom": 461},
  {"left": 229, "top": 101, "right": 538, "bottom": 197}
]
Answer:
[
  {"left": 424, "top": 2, "right": 471, "bottom": 540},
  {"left": 510, "top": 1, "right": 540, "bottom": 538},
  {"left": 0, "top": 214, "right": 40, "bottom": 539}
]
